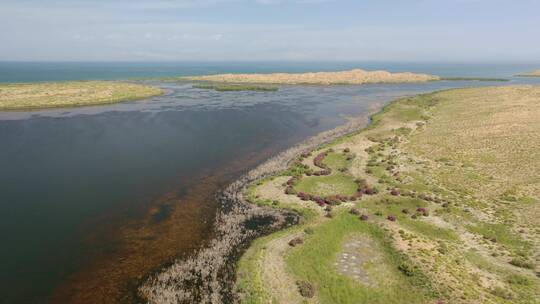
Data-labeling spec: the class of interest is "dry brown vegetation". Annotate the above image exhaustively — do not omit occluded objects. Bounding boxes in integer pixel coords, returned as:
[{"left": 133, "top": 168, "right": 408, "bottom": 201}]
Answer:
[
  {"left": 182, "top": 69, "right": 439, "bottom": 85},
  {"left": 0, "top": 81, "right": 162, "bottom": 110}
]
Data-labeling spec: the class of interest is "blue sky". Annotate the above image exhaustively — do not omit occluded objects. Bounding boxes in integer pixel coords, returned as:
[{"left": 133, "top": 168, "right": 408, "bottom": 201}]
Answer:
[{"left": 1, "top": 0, "right": 539, "bottom": 61}]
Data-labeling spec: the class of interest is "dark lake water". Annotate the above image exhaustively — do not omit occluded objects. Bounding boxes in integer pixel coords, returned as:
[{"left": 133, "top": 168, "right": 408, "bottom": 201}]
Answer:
[{"left": 1, "top": 62, "right": 540, "bottom": 303}]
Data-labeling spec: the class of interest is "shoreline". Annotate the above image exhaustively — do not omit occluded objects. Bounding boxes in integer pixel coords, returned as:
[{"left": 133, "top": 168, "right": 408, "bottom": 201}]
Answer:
[
  {"left": 235, "top": 85, "right": 540, "bottom": 303},
  {"left": 138, "top": 104, "right": 383, "bottom": 302}
]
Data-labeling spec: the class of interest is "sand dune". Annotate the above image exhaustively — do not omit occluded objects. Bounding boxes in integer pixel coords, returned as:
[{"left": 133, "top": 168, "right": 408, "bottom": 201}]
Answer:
[{"left": 183, "top": 69, "right": 439, "bottom": 85}]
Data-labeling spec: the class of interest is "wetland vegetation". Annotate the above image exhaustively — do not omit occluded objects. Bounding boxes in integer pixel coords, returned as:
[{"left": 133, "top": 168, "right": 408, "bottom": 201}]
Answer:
[{"left": 238, "top": 85, "right": 540, "bottom": 304}]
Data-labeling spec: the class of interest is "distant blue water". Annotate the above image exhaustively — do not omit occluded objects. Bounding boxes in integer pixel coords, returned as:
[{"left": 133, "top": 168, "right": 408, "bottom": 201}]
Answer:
[{"left": 1, "top": 61, "right": 539, "bottom": 83}]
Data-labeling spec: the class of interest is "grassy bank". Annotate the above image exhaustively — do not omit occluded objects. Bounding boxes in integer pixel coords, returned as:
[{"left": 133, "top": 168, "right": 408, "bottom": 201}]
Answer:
[
  {"left": 0, "top": 81, "right": 163, "bottom": 110},
  {"left": 237, "top": 85, "right": 540, "bottom": 304}
]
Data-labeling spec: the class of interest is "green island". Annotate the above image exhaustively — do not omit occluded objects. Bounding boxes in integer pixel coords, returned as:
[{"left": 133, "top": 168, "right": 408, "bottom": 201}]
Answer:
[
  {"left": 0, "top": 81, "right": 163, "bottom": 110},
  {"left": 516, "top": 70, "right": 540, "bottom": 77},
  {"left": 237, "top": 85, "right": 540, "bottom": 304},
  {"left": 192, "top": 83, "right": 279, "bottom": 92}
]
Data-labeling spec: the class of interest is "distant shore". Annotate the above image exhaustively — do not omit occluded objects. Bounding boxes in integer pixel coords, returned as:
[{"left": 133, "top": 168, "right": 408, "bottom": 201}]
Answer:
[
  {"left": 181, "top": 68, "right": 440, "bottom": 85},
  {"left": 0, "top": 81, "right": 162, "bottom": 110},
  {"left": 516, "top": 69, "right": 540, "bottom": 77}
]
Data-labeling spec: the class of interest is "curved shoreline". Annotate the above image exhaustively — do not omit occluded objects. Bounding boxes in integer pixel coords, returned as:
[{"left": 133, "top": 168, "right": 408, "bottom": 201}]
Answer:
[{"left": 138, "top": 105, "right": 382, "bottom": 303}]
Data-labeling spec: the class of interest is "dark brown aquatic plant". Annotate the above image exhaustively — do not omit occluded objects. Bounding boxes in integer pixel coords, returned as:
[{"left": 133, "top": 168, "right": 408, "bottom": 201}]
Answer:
[{"left": 138, "top": 114, "right": 370, "bottom": 304}]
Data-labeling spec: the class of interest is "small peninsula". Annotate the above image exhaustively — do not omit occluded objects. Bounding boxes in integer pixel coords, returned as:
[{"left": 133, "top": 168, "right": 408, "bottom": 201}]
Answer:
[
  {"left": 516, "top": 69, "right": 540, "bottom": 77},
  {"left": 0, "top": 81, "right": 163, "bottom": 110},
  {"left": 182, "top": 69, "right": 440, "bottom": 85}
]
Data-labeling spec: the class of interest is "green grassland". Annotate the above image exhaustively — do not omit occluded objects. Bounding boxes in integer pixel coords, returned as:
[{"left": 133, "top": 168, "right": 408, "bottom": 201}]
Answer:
[
  {"left": 294, "top": 174, "right": 358, "bottom": 197},
  {"left": 237, "top": 85, "right": 540, "bottom": 304},
  {"left": 0, "top": 81, "right": 163, "bottom": 110},
  {"left": 286, "top": 211, "right": 436, "bottom": 304}
]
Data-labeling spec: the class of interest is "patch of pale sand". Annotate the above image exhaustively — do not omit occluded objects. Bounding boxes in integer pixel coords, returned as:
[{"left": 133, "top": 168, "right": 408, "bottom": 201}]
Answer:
[
  {"left": 261, "top": 232, "right": 319, "bottom": 304},
  {"left": 334, "top": 234, "right": 386, "bottom": 287},
  {"left": 336, "top": 136, "right": 372, "bottom": 178},
  {"left": 388, "top": 221, "right": 506, "bottom": 303},
  {"left": 514, "top": 202, "right": 540, "bottom": 266},
  {"left": 254, "top": 176, "right": 324, "bottom": 213},
  {"left": 184, "top": 69, "right": 439, "bottom": 85},
  {"left": 422, "top": 213, "right": 455, "bottom": 230},
  {"left": 385, "top": 222, "right": 436, "bottom": 252}
]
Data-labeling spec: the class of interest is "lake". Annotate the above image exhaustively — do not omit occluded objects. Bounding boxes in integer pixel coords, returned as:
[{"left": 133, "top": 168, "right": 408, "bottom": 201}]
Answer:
[{"left": 1, "top": 62, "right": 539, "bottom": 303}]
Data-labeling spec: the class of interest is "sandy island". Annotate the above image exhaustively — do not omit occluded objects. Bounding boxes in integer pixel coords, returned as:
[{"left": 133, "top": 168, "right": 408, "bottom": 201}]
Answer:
[
  {"left": 182, "top": 68, "right": 440, "bottom": 85},
  {"left": 0, "top": 81, "right": 163, "bottom": 110},
  {"left": 517, "top": 69, "right": 540, "bottom": 77}
]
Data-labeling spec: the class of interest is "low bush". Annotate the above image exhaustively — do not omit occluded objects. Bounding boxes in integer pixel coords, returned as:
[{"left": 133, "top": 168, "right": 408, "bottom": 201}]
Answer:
[
  {"left": 296, "top": 280, "right": 315, "bottom": 298},
  {"left": 349, "top": 208, "right": 361, "bottom": 215},
  {"left": 509, "top": 258, "right": 534, "bottom": 269},
  {"left": 289, "top": 237, "right": 304, "bottom": 247}
]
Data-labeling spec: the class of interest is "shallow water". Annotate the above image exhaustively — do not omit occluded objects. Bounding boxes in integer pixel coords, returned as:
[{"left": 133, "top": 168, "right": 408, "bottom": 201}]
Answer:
[{"left": 1, "top": 64, "right": 540, "bottom": 303}]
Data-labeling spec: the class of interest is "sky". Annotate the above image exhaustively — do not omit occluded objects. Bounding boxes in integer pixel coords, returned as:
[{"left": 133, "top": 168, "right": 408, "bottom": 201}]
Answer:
[{"left": 1, "top": 0, "right": 539, "bottom": 62}]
